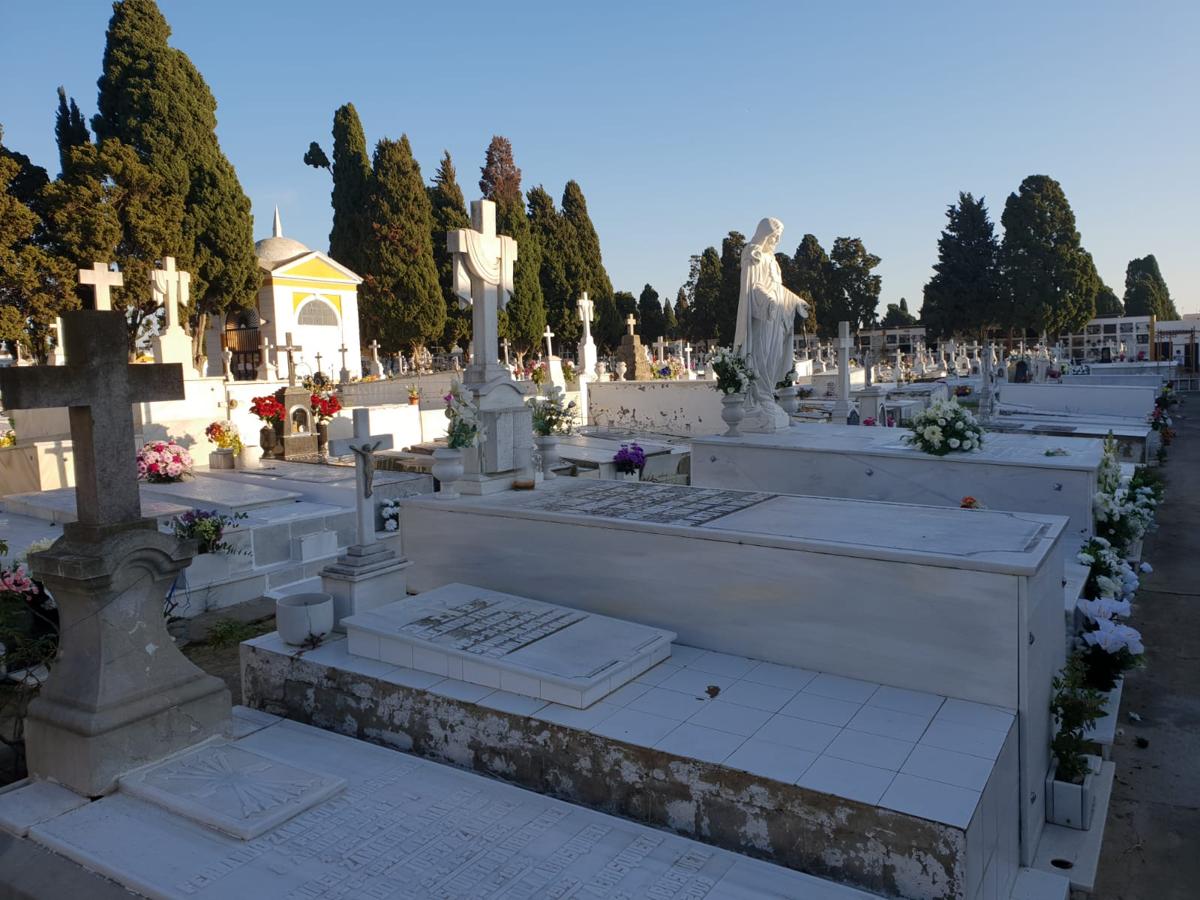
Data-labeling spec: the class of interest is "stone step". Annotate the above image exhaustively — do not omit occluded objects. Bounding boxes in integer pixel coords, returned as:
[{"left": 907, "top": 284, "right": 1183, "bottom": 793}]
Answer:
[
  {"left": 343, "top": 583, "right": 675, "bottom": 709},
  {"left": 1010, "top": 867, "right": 1071, "bottom": 899}
]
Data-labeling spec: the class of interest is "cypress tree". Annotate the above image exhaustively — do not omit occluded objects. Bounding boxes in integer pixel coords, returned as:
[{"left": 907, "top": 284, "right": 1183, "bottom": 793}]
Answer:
[
  {"left": 1094, "top": 284, "right": 1123, "bottom": 317},
  {"left": 613, "top": 291, "right": 638, "bottom": 324},
  {"left": 921, "top": 193, "right": 1000, "bottom": 340},
  {"left": 880, "top": 299, "right": 918, "bottom": 328},
  {"left": 673, "top": 288, "right": 691, "bottom": 341},
  {"left": 829, "top": 237, "right": 882, "bottom": 329},
  {"left": 1123, "top": 255, "right": 1177, "bottom": 320},
  {"left": 662, "top": 296, "right": 679, "bottom": 338},
  {"left": 999, "top": 175, "right": 1096, "bottom": 336},
  {"left": 560, "top": 180, "right": 616, "bottom": 349},
  {"left": 480, "top": 136, "right": 543, "bottom": 354},
  {"left": 428, "top": 151, "right": 470, "bottom": 348},
  {"left": 327, "top": 103, "right": 372, "bottom": 275},
  {"left": 527, "top": 185, "right": 578, "bottom": 345},
  {"left": 788, "top": 235, "right": 828, "bottom": 333},
  {"left": 54, "top": 87, "right": 90, "bottom": 177},
  {"left": 93, "top": 0, "right": 257, "bottom": 361},
  {"left": 360, "top": 136, "right": 444, "bottom": 352},
  {"left": 637, "top": 284, "right": 666, "bottom": 341},
  {"left": 716, "top": 231, "right": 745, "bottom": 345},
  {"left": 691, "top": 247, "right": 721, "bottom": 342}
]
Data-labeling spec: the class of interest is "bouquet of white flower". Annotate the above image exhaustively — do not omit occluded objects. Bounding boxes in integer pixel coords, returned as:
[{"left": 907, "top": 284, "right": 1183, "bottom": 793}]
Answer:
[
  {"left": 708, "top": 347, "right": 754, "bottom": 396},
  {"left": 904, "top": 399, "right": 984, "bottom": 456}
]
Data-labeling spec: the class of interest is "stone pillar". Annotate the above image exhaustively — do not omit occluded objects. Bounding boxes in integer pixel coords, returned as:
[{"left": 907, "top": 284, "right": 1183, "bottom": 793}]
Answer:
[{"left": 831, "top": 321, "right": 853, "bottom": 423}]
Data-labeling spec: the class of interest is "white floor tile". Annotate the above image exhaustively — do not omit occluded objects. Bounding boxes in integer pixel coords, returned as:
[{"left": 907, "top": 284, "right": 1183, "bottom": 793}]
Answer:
[
  {"left": 376, "top": 667, "right": 445, "bottom": 690},
  {"left": 590, "top": 708, "right": 679, "bottom": 748},
  {"left": 667, "top": 644, "right": 706, "bottom": 664},
  {"left": 688, "top": 700, "right": 774, "bottom": 736},
  {"left": 687, "top": 650, "right": 759, "bottom": 678},
  {"left": 658, "top": 667, "right": 737, "bottom": 698},
  {"left": 428, "top": 679, "right": 494, "bottom": 704},
  {"left": 867, "top": 685, "right": 946, "bottom": 718},
  {"left": 713, "top": 680, "right": 797, "bottom": 712},
  {"left": 479, "top": 690, "right": 547, "bottom": 717},
  {"left": 901, "top": 744, "right": 994, "bottom": 792},
  {"left": 796, "top": 756, "right": 895, "bottom": 805},
  {"left": 741, "top": 661, "right": 818, "bottom": 691},
  {"left": 654, "top": 722, "right": 745, "bottom": 764},
  {"left": 920, "top": 721, "right": 1008, "bottom": 760},
  {"left": 803, "top": 673, "right": 880, "bottom": 704},
  {"left": 533, "top": 701, "right": 622, "bottom": 731},
  {"left": 754, "top": 714, "right": 841, "bottom": 753},
  {"left": 935, "top": 698, "right": 1015, "bottom": 732},
  {"left": 724, "top": 739, "right": 818, "bottom": 784},
  {"left": 846, "top": 705, "right": 933, "bottom": 743},
  {"left": 880, "top": 773, "right": 981, "bottom": 828},
  {"left": 632, "top": 662, "right": 683, "bottom": 686},
  {"left": 602, "top": 680, "right": 653, "bottom": 706},
  {"left": 779, "top": 691, "right": 862, "bottom": 727},
  {"left": 823, "top": 729, "right": 914, "bottom": 771},
  {"left": 626, "top": 687, "right": 708, "bottom": 721}
]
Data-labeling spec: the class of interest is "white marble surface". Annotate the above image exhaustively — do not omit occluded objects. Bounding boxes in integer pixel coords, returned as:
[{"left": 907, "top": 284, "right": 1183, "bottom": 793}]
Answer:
[
  {"left": 344, "top": 584, "right": 675, "bottom": 708},
  {"left": 0, "top": 779, "right": 87, "bottom": 837},
  {"left": 999, "top": 382, "right": 1155, "bottom": 419},
  {"left": 24, "top": 712, "right": 874, "bottom": 899},
  {"left": 141, "top": 473, "right": 301, "bottom": 512}
]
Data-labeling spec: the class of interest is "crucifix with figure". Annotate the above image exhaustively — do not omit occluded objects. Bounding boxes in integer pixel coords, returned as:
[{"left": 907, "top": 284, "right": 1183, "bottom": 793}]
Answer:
[
  {"left": 278, "top": 332, "right": 302, "bottom": 387},
  {"left": 79, "top": 262, "right": 123, "bottom": 311},
  {"left": 447, "top": 199, "right": 518, "bottom": 386}
]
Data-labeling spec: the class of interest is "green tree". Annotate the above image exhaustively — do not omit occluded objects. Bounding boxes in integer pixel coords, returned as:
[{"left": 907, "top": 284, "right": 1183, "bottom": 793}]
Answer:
[
  {"left": 787, "top": 234, "right": 828, "bottom": 333},
  {"left": 54, "top": 87, "right": 90, "bottom": 177},
  {"left": 662, "top": 295, "right": 679, "bottom": 338},
  {"left": 613, "top": 290, "right": 638, "bottom": 324},
  {"left": 427, "top": 151, "right": 470, "bottom": 348},
  {"left": 999, "top": 175, "right": 1096, "bottom": 336},
  {"left": 690, "top": 247, "right": 721, "bottom": 342},
  {"left": 921, "top": 193, "right": 1000, "bottom": 339},
  {"left": 637, "top": 284, "right": 666, "bottom": 341},
  {"left": 326, "top": 104, "right": 373, "bottom": 277},
  {"left": 93, "top": 0, "right": 258, "bottom": 363},
  {"left": 527, "top": 185, "right": 579, "bottom": 346},
  {"left": 880, "top": 298, "right": 918, "bottom": 328},
  {"left": 557, "top": 180, "right": 615, "bottom": 351},
  {"left": 359, "top": 136, "right": 444, "bottom": 352},
  {"left": 716, "top": 231, "right": 745, "bottom": 345},
  {"left": 480, "top": 136, "right": 543, "bottom": 354},
  {"left": 1123, "top": 255, "right": 1178, "bottom": 319},
  {"left": 1093, "top": 283, "right": 1123, "bottom": 317},
  {"left": 673, "top": 287, "right": 691, "bottom": 341},
  {"left": 829, "top": 237, "right": 882, "bottom": 329}
]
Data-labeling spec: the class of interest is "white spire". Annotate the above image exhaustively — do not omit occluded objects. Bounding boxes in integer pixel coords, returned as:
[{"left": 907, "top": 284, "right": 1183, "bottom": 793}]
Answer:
[{"left": 272, "top": 206, "right": 282, "bottom": 238}]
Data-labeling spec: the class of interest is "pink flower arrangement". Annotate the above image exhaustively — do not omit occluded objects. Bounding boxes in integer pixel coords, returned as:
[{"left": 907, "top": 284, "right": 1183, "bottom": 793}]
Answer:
[
  {"left": 0, "top": 563, "right": 39, "bottom": 598},
  {"left": 137, "top": 439, "right": 193, "bottom": 483}
]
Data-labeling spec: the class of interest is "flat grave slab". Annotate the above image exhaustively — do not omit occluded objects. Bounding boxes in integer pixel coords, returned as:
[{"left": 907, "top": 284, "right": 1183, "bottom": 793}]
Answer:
[
  {"left": 344, "top": 583, "right": 675, "bottom": 708},
  {"left": 140, "top": 474, "right": 301, "bottom": 513},
  {"left": 22, "top": 714, "right": 874, "bottom": 899},
  {"left": 3, "top": 487, "right": 189, "bottom": 525}
]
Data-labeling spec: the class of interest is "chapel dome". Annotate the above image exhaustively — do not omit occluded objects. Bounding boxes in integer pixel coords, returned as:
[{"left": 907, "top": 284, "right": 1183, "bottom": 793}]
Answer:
[{"left": 254, "top": 206, "right": 310, "bottom": 267}]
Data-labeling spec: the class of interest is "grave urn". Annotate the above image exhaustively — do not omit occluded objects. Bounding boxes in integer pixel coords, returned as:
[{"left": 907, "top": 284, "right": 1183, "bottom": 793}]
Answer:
[
  {"left": 431, "top": 447, "right": 464, "bottom": 500},
  {"left": 208, "top": 448, "right": 235, "bottom": 470},
  {"left": 720, "top": 392, "right": 746, "bottom": 437},
  {"left": 1045, "top": 757, "right": 1097, "bottom": 830},
  {"left": 276, "top": 592, "right": 334, "bottom": 646},
  {"left": 777, "top": 385, "right": 800, "bottom": 416},
  {"left": 316, "top": 422, "right": 329, "bottom": 455},
  {"left": 258, "top": 424, "right": 277, "bottom": 459},
  {"left": 535, "top": 434, "right": 560, "bottom": 480}
]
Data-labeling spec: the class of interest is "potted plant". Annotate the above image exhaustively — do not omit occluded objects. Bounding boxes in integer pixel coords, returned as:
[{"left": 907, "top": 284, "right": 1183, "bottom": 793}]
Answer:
[
  {"left": 612, "top": 443, "right": 646, "bottom": 482},
  {"left": 204, "top": 421, "right": 242, "bottom": 470},
  {"left": 903, "top": 399, "right": 984, "bottom": 455},
  {"left": 529, "top": 386, "right": 577, "bottom": 480},
  {"left": 250, "top": 395, "right": 285, "bottom": 458},
  {"left": 136, "top": 440, "right": 193, "bottom": 483},
  {"left": 434, "top": 381, "right": 483, "bottom": 500},
  {"left": 407, "top": 385, "right": 420, "bottom": 406},
  {"left": 275, "top": 592, "right": 335, "bottom": 647},
  {"left": 1046, "top": 654, "right": 1106, "bottom": 829},
  {"left": 310, "top": 391, "right": 342, "bottom": 455},
  {"left": 172, "top": 509, "right": 249, "bottom": 582},
  {"left": 709, "top": 347, "right": 754, "bottom": 437}
]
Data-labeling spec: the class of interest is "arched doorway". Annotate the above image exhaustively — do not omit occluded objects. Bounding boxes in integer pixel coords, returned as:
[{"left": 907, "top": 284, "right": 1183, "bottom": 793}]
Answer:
[{"left": 223, "top": 308, "right": 261, "bottom": 380}]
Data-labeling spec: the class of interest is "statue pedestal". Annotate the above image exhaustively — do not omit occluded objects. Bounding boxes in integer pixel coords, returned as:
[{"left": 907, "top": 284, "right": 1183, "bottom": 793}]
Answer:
[
  {"left": 321, "top": 544, "right": 412, "bottom": 630},
  {"left": 740, "top": 401, "right": 791, "bottom": 433},
  {"left": 459, "top": 379, "right": 534, "bottom": 494},
  {"left": 26, "top": 526, "right": 231, "bottom": 796},
  {"left": 616, "top": 336, "right": 654, "bottom": 381}
]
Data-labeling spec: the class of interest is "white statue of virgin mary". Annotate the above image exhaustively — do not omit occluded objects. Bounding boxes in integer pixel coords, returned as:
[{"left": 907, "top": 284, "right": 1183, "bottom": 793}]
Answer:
[{"left": 734, "top": 217, "right": 810, "bottom": 431}]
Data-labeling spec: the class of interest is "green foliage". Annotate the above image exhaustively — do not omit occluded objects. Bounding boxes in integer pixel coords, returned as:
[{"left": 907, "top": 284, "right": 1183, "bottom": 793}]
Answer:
[
  {"left": 662, "top": 295, "right": 679, "bottom": 338},
  {"left": 999, "top": 175, "right": 1096, "bottom": 336},
  {"left": 690, "top": 247, "right": 721, "bottom": 341},
  {"left": 302, "top": 142, "right": 330, "bottom": 171},
  {"left": 204, "top": 617, "right": 269, "bottom": 648},
  {"left": 54, "top": 87, "right": 90, "bottom": 177},
  {"left": 527, "top": 185, "right": 578, "bottom": 346},
  {"left": 1123, "top": 255, "right": 1177, "bottom": 319},
  {"left": 1093, "top": 283, "right": 1123, "bottom": 317},
  {"left": 93, "top": 0, "right": 257, "bottom": 352},
  {"left": 428, "top": 151, "right": 470, "bottom": 348},
  {"left": 613, "top": 290, "right": 638, "bottom": 323},
  {"left": 637, "top": 284, "right": 666, "bottom": 341},
  {"left": 359, "top": 136, "right": 444, "bottom": 351},
  {"left": 880, "top": 298, "right": 917, "bottom": 328},
  {"left": 327, "top": 103, "right": 372, "bottom": 276},
  {"left": 1050, "top": 654, "right": 1106, "bottom": 784},
  {"left": 786, "top": 234, "right": 827, "bottom": 334},
  {"left": 828, "top": 237, "right": 882, "bottom": 330},
  {"left": 673, "top": 287, "right": 692, "bottom": 341},
  {"left": 921, "top": 193, "right": 1000, "bottom": 339},
  {"left": 716, "top": 231, "right": 745, "bottom": 345},
  {"left": 560, "top": 181, "right": 616, "bottom": 350},
  {"left": 479, "top": 135, "right": 522, "bottom": 206}
]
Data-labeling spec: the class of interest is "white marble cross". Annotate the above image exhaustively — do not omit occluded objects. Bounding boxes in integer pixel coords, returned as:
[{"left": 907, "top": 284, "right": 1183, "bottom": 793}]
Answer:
[
  {"left": 625, "top": 314, "right": 637, "bottom": 336},
  {"left": 501, "top": 338, "right": 511, "bottom": 365},
  {"left": 369, "top": 339, "right": 380, "bottom": 362},
  {"left": 543, "top": 326, "right": 555, "bottom": 359},
  {"left": 338, "top": 344, "right": 350, "bottom": 384},
  {"left": 151, "top": 257, "right": 190, "bottom": 332},
  {"left": 78, "top": 262, "right": 123, "bottom": 311},
  {"left": 653, "top": 336, "right": 668, "bottom": 361},
  {"left": 338, "top": 409, "right": 393, "bottom": 547},
  {"left": 576, "top": 293, "right": 593, "bottom": 333},
  {"left": 279, "top": 332, "right": 302, "bottom": 387},
  {"left": 257, "top": 336, "right": 275, "bottom": 381},
  {"left": 832, "top": 321, "right": 853, "bottom": 423},
  {"left": 447, "top": 199, "right": 518, "bottom": 385}
]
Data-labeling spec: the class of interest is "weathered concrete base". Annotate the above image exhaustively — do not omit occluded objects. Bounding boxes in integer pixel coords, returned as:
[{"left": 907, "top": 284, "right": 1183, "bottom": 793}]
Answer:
[{"left": 242, "top": 638, "right": 970, "bottom": 899}]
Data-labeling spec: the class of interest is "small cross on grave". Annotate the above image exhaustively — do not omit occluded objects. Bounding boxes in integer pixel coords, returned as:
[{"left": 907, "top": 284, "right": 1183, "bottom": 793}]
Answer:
[
  {"left": 315, "top": 352, "right": 323, "bottom": 375},
  {"left": 543, "top": 326, "right": 555, "bottom": 359},
  {"left": 367, "top": 339, "right": 383, "bottom": 377},
  {"left": 329, "top": 409, "right": 395, "bottom": 545},
  {"left": 653, "top": 336, "right": 668, "bottom": 362},
  {"left": 501, "top": 338, "right": 511, "bottom": 366},
  {"left": 278, "top": 332, "right": 302, "bottom": 387},
  {"left": 78, "top": 261, "right": 123, "bottom": 311},
  {"left": 626, "top": 314, "right": 638, "bottom": 336},
  {"left": 338, "top": 344, "right": 350, "bottom": 384},
  {"left": 152, "top": 256, "right": 190, "bottom": 334}
]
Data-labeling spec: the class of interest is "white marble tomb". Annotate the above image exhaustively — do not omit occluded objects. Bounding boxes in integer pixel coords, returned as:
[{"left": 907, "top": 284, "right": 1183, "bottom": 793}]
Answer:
[{"left": 999, "top": 382, "right": 1156, "bottom": 419}]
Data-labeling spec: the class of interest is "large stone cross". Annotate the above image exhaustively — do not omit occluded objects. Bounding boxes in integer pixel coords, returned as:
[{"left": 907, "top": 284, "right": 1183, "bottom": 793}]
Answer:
[
  {"left": 625, "top": 314, "right": 638, "bottom": 336},
  {"left": 832, "top": 320, "right": 853, "bottom": 423},
  {"left": 577, "top": 293, "right": 594, "bottom": 336},
  {"left": 279, "top": 332, "right": 302, "bottom": 387},
  {"left": 447, "top": 199, "right": 518, "bottom": 386},
  {"left": 543, "top": 326, "right": 555, "bottom": 359},
  {"left": 338, "top": 344, "right": 350, "bottom": 384},
  {"left": 0, "top": 311, "right": 184, "bottom": 541},
  {"left": 78, "top": 262, "right": 123, "bottom": 311},
  {"left": 152, "top": 256, "right": 190, "bottom": 333},
  {"left": 654, "top": 336, "right": 668, "bottom": 361}
]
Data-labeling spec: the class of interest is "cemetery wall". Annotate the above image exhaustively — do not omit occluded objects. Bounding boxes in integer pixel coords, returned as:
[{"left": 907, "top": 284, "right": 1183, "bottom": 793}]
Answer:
[
  {"left": 0, "top": 440, "right": 74, "bottom": 496},
  {"left": 999, "top": 382, "right": 1156, "bottom": 418},
  {"left": 588, "top": 381, "right": 725, "bottom": 436}
]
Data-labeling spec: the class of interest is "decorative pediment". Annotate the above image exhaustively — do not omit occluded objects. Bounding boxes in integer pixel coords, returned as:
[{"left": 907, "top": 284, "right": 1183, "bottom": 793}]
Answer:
[{"left": 269, "top": 251, "right": 362, "bottom": 285}]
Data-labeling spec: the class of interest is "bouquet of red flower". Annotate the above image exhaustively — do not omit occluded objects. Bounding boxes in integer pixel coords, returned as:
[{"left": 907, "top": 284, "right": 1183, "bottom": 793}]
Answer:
[
  {"left": 310, "top": 392, "right": 342, "bottom": 423},
  {"left": 250, "top": 395, "right": 285, "bottom": 424}
]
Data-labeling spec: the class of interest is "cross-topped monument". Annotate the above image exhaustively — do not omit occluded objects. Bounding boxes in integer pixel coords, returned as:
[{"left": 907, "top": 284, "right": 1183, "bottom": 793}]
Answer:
[
  {"left": 338, "top": 343, "right": 351, "bottom": 384},
  {"left": 315, "top": 352, "right": 324, "bottom": 375},
  {"left": 653, "top": 335, "right": 668, "bottom": 363},
  {"left": 831, "top": 320, "right": 853, "bottom": 423},
  {"left": 150, "top": 257, "right": 194, "bottom": 369},
  {"left": 368, "top": 339, "right": 383, "bottom": 377},
  {"left": 78, "top": 261, "right": 123, "bottom": 311},
  {"left": 576, "top": 292, "right": 597, "bottom": 382},
  {"left": 448, "top": 199, "right": 518, "bottom": 386},
  {"left": 626, "top": 314, "right": 638, "bottom": 336},
  {"left": 279, "top": 332, "right": 302, "bottom": 387},
  {"left": 543, "top": 326, "right": 555, "bottom": 359}
]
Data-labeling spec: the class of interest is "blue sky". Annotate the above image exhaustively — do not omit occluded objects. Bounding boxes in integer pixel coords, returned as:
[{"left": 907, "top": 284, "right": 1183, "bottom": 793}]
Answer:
[{"left": 3, "top": 1, "right": 1197, "bottom": 315}]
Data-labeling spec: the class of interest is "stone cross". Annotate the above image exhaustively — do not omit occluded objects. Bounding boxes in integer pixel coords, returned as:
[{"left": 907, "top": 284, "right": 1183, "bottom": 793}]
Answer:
[
  {"left": 279, "top": 332, "right": 302, "bottom": 387},
  {"left": 222, "top": 345, "right": 234, "bottom": 381},
  {"left": 0, "top": 311, "right": 184, "bottom": 541},
  {"left": 78, "top": 262, "right": 123, "bottom": 311},
  {"left": 338, "top": 344, "right": 350, "bottom": 385},
  {"left": 577, "top": 293, "right": 594, "bottom": 335},
  {"left": 152, "top": 257, "right": 190, "bottom": 333},
  {"left": 654, "top": 336, "right": 668, "bottom": 361},
  {"left": 501, "top": 338, "right": 511, "bottom": 366},
  {"left": 684, "top": 344, "right": 693, "bottom": 368},
  {"left": 447, "top": 199, "right": 518, "bottom": 385},
  {"left": 256, "top": 336, "right": 276, "bottom": 381},
  {"left": 543, "top": 326, "right": 555, "bottom": 359},
  {"left": 315, "top": 352, "right": 323, "bottom": 375},
  {"left": 346, "top": 409, "right": 384, "bottom": 547},
  {"left": 831, "top": 320, "right": 853, "bottom": 423},
  {"left": 625, "top": 314, "right": 638, "bottom": 336}
]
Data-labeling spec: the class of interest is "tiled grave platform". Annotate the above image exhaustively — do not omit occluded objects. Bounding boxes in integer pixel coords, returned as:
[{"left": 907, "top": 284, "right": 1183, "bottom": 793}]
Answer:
[
  {"left": 2, "top": 708, "right": 875, "bottom": 900},
  {"left": 3, "top": 486, "right": 189, "bottom": 525},
  {"left": 244, "top": 634, "right": 1021, "bottom": 899},
  {"left": 201, "top": 460, "right": 433, "bottom": 510},
  {"left": 343, "top": 584, "right": 675, "bottom": 708}
]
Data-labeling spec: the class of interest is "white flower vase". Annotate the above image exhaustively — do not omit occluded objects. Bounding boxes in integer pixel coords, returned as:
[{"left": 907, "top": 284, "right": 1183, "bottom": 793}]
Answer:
[
  {"left": 618, "top": 470, "right": 640, "bottom": 483},
  {"left": 777, "top": 385, "right": 800, "bottom": 416},
  {"left": 432, "top": 447, "right": 465, "bottom": 500},
  {"left": 275, "top": 592, "right": 334, "bottom": 646},
  {"left": 535, "top": 434, "right": 560, "bottom": 480},
  {"left": 1045, "top": 757, "right": 1097, "bottom": 830},
  {"left": 720, "top": 393, "right": 746, "bottom": 437}
]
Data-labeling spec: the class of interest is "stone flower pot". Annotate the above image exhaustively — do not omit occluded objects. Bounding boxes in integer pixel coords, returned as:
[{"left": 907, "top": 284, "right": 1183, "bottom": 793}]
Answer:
[
  {"left": 535, "top": 434, "right": 560, "bottom": 480},
  {"left": 316, "top": 422, "right": 329, "bottom": 455},
  {"left": 258, "top": 425, "right": 277, "bottom": 459},
  {"left": 208, "top": 448, "right": 235, "bottom": 470},
  {"left": 1045, "top": 757, "right": 1097, "bottom": 830},
  {"left": 777, "top": 385, "right": 800, "bottom": 416},
  {"left": 720, "top": 392, "right": 746, "bottom": 437},
  {"left": 431, "top": 447, "right": 465, "bottom": 500},
  {"left": 275, "top": 592, "right": 334, "bottom": 647}
]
